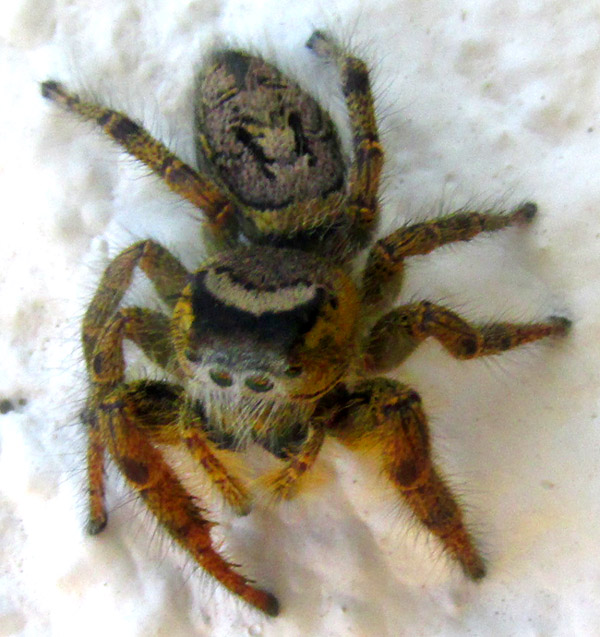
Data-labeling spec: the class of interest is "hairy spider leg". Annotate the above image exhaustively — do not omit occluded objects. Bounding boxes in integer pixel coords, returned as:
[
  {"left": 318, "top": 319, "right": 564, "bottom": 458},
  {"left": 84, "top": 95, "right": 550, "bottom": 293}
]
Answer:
[
  {"left": 179, "top": 400, "right": 252, "bottom": 516},
  {"left": 259, "top": 421, "right": 326, "bottom": 500},
  {"left": 307, "top": 31, "right": 383, "bottom": 241},
  {"left": 87, "top": 303, "right": 277, "bottom": 614},
  {"left": 82, "top": 240, "right": 187, "bottom": 533},
  {"left": 40, "top": 81, "right": 236, "bottom": 233},
  {"left": 330, "top": 379, "right": 485, "bottom": 580},
  {"left": 92, "top": 379, "right": 278, "bottom": 615},
  {"left": 84, "top": 307, "right": 179, "bottom": 533},
  {"left": 82, "top": 240, "right": 188, "bottom": 366},
  {"left": 82, "top": 241, "right": 259, "bottom": 581},
  {"left": 362, "top": 202, "right": 538, "bottom": 304},
  {"left": 367, "top": 302, "right": 572, "bottom": 372},
  {"left": 84, "top": 409, "right": 108, "bottom": 535}
]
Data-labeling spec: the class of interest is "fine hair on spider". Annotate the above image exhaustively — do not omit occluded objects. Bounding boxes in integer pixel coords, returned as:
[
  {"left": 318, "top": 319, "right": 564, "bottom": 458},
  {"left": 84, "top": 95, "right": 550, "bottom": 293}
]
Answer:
[{"left": 41, "top": 30, "right": 571, "bottom": 616}]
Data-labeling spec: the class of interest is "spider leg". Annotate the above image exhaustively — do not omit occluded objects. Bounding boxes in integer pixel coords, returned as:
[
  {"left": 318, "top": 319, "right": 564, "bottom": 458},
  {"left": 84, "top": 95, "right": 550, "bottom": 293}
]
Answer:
[
  {"left": 40, "top": 81, "right": 236, "bottom": 233},
  {"left": 81, "top": 241, "right": 245, "bottom": 532},
  {"left": 363, "top": 202, "right": 537, "bottom": 304},
  {"left": 259, "top": 423, "right": 326, "bottom": 500},
  {"left": 82, "top": 239, "right": 188, "bottom": 366},
  {"left": 366, "top": 301, "right": 571, "bottom": 372},
  {"left": 307, "top": 31, "right": 383, "bottom": 243},
  {"left": 179, "top": 401, "right": 252, "bottom": 516},
  {"left": 83, "top": 303, "right": 178, "bottom": 535},
  {"left": 329, "top": 379, "right": 485, "bottom": 580},
  {"left": 92, "top": 380, "right": 278, "bottom": 615},
  {"left": 88, "top": 304, "right": 253, "bottom": 514},
  {"left": 82, "top": 307, "right": 174, "bottom": 534},
  {"left": 84, "top": 407, "right": 108, "bottom": 534},
  {"left": 86, "top": 300, "right": 273, "bottom": 612}
]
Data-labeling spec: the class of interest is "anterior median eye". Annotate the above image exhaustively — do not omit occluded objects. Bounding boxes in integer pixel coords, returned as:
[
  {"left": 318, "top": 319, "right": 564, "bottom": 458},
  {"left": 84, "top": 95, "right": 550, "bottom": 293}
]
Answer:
[
  {"left": 245, "top": 376, "right": 274, "bottom": 393},
  {"left": 209, "top": 369, "right": 234, "bottom": 387}
]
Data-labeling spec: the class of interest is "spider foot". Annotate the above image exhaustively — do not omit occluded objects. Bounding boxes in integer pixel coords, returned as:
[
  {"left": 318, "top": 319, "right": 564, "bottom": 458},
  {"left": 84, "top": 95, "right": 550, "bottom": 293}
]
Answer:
[
  {"left": 260, "top": 590, "right": 280, "bottom": 617},
  {"left": 510, "top": 201, "right": 537, "bottom": 225},
  {"left": 229, "top": 498, "right": 253, "bottom": 517},
  {"left": 455, "top": 542, "right": 486, "bottom": 580},
  {"left": 40, "top": 80, "right": 71, "bottom": 106},
  {"left": 86, "top": 514, "right": 107, "bottom": 535},
  {"left": 549, "top": 315, "right": 572, "bottom": 336}
]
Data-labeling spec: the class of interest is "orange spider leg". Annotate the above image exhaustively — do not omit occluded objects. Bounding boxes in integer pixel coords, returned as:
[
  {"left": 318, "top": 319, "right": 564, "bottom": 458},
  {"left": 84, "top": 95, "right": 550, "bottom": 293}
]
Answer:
[
  {"left": 180, "top": 404, "right": 252, "bottom": 516},
  {"left": 83, "top": 306, "right": 175, "bottom": 534},
  {"left": 367, "top": 301, "right": 571, "bottom": 372},
  {"left": 40, "top": 81, "right": 236, "bottom": 233},
  {"left": 84, "top": 305, "right": 176, "bottom": 535},
  {"left": 330, "top": 379, "right": 485, "bottom": 580},
  {"left": 82, "top": 239, "right": 188, "bottom": 366},
  {"left": 87, "top": 303, "right": 278, "bottom": 614},
  {"left": 84, "top": 409, "right": 108, "bottom": 534},
  {"left": 363, "top": 202, "right": 537, "bottom": 304},
  {"left": 82, "top": 241, "right": 188, "bottom": 536},
  {"left": 95, "top": 382, "right": 278, "bottom": 615},
  {"left": 259, "top": 423, "right": 326, "bottom": 500},
  {"left": 307, "top": 31, "right": 383, "bottom": 242}
]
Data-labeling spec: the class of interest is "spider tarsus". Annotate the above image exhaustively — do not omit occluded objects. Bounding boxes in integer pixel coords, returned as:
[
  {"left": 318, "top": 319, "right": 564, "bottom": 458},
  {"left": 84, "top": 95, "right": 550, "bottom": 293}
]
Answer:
[
  {"left": 87, "top": 516, "right": 108, "bottom": 535},
  {"left": 466, "top": 559, "right": 487, "bottom": 581},
  {"left": 261, "top": 591, "right": 280, "bottom": 617},
  {"left": 40, "top": 79, "right": 63, "bottom": 101},
  {"left": 511, "top": 201, "right": 538, "bottom": 225},
  {"left": 549, "top": 315, "right": 573, "bottom": 336}
]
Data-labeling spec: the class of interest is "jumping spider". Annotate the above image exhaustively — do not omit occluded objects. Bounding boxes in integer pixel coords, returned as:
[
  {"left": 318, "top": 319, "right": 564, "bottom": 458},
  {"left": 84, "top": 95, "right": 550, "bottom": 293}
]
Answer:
[{"left": 42, "top": 32, "right": 570, "bottom": 616}]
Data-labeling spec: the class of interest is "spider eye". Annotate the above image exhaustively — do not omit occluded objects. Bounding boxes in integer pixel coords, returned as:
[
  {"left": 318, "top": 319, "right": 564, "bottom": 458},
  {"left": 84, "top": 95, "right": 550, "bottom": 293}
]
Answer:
[
  {"left": 245, "top": 376, "right": 274, "bottom": 393},
  {"left": 284, "top": 365, "right": 302, "bottom": 378},
  {"left": 209, "top": 369, "right": 234, "bottom": 387}
]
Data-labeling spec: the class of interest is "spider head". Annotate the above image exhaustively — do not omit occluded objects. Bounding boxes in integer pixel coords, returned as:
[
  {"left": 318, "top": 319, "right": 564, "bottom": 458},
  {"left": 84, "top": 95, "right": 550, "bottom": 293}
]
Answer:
[{"left": 172, "top": 246, "right": 359, "bottom": 403}]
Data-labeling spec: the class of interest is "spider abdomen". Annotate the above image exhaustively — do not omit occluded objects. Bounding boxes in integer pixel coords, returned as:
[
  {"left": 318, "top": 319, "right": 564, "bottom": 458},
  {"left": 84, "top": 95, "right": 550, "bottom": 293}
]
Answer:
[
  {"left": 196, "top": 51, "right": 345, "bottom": 211},
  {"left": 195, "top": 50, "right": 349, "bottom": 245}
]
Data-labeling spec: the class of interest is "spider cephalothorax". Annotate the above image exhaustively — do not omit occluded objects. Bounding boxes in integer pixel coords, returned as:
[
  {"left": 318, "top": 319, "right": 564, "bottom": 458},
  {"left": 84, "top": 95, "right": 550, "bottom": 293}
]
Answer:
[
  {"left": 42, "top": 31, "right": 570, "bottom": 616},
  {"left": 171, "top": 245, "right": 359, "bottom": 452}
]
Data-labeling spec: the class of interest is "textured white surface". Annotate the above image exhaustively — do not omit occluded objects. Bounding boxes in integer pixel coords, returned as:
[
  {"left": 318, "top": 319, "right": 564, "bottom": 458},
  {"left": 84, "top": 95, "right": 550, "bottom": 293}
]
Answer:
[{"left": 2, "top": 1, "right": 599, "bottom": 635}]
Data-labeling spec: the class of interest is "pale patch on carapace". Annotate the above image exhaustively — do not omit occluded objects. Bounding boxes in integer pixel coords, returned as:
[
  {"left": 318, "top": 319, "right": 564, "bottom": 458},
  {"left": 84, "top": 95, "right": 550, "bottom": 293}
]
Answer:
[{"left": 203, "top": 267, "right": 320, "bottom": 315}]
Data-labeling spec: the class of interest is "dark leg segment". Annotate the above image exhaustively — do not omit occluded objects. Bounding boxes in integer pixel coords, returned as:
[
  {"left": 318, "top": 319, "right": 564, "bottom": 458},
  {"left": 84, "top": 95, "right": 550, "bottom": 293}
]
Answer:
[
  {"left": 366, "top": 301, "right": 571, "bottom": 372},
  {"left": 330, "top": 379, "right": 485, "bottom": 579},
  {"left": 41, "top": 81, "right": 235, "bottom": 232},
  {"left": 363, "top": 202, "right": 537, "bottom": 304},
  {"left": 307, "top": 31, "right": 383, "bottom": 240}
]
